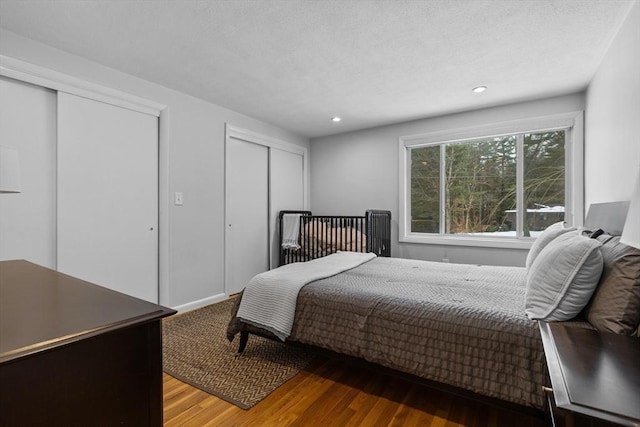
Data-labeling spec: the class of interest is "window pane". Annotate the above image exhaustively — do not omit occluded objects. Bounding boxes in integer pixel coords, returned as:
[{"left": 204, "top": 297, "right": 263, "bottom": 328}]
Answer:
[
  {"left": 410, "top": 145, "right": 440, "bottom": 232},
  {"left": 523, "top": 131, "right": 565, "bottom": 237},
  {"left": 445, "top": 136, "right": 517, "bottom": 236}
]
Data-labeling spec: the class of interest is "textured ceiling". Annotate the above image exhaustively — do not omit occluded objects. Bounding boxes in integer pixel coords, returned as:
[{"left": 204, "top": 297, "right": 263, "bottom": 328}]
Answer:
[{"left": 0, "top": 0, "right": 635, "bottom": 138}]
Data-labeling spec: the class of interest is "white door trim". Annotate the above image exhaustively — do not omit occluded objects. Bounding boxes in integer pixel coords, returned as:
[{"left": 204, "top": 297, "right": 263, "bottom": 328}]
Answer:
[{"left": 0, "top": 55, "right": 164, "bottom": 116}]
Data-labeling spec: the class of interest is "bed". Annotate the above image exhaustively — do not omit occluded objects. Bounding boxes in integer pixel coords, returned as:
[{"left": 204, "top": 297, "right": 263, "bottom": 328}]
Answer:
[{"left": 227, "top": 202, "right": 639, "bottom": 413}]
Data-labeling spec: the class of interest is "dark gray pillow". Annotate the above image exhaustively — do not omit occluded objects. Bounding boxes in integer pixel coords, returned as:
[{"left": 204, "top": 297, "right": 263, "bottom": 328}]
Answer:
[{"left": 585, "top": 236, "right": 640, "bottom": 335}]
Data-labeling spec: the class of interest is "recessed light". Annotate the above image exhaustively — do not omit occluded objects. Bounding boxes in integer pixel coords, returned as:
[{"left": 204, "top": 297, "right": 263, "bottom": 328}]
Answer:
[
  {"left": 472, "top": 86, "right": 487, "bottom": 93},
  {"left": 331, "top": 116, "right": 341, "bottom": 122}
]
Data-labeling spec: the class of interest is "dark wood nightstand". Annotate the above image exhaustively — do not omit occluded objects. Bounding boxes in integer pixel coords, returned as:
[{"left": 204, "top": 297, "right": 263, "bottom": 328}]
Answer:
[{"left": 539, "top": 321, "right": 640, "bottom": 427}]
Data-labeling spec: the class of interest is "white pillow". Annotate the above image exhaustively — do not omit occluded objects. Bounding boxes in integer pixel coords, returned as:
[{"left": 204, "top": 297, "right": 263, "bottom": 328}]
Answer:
[
  {"left": 526, "top": 221, "right": 576, "bottom": 270},
  {"left": 525, "top": 232, "right": 603, "bottom": 321}
]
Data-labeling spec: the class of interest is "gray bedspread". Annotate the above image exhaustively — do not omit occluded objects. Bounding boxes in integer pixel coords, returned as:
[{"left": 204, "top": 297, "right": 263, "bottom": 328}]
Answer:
[{"left": 228, "top": 257, "right": 552, "bottom": 410}]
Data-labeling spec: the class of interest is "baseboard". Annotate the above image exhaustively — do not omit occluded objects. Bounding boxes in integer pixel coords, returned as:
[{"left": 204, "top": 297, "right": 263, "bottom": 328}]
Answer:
[{"left": 172, "top": 293, "right": 227, "bottom": 313}]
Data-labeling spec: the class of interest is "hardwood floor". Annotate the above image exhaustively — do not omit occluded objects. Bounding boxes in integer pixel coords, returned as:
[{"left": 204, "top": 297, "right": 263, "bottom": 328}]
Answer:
[{"left": 163, "top": 356, "right": 545, "bottom": 427}]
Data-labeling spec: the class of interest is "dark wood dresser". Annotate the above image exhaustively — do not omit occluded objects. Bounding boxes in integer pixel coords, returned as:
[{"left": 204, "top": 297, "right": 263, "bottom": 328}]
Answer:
[
  {"left": 0, "top": 260, "right": 176, "bottom": 426},
  {"left": 539, "top": 321, "right": 640, "bottom": 427}
]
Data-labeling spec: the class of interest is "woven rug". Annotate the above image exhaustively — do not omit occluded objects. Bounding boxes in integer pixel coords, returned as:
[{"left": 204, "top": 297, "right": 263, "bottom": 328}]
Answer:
[{"left": 162, "top": 298, "right": 315, "bottom": 409}]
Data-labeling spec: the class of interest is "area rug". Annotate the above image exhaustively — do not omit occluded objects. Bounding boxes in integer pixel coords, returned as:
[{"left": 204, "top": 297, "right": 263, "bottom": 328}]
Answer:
[{"left": 162, "top": 298, "right": 315, "bottom": 409}]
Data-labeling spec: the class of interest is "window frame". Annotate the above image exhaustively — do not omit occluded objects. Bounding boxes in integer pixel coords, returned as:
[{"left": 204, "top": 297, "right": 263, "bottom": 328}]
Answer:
[{"left": 398, "top": 111, "right": 584, "bottom": 249}]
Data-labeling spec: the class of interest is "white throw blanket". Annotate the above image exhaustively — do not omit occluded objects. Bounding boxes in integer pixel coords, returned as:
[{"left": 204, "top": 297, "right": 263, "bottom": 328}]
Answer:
[
  {"left": 236, "top": 251, "right": 377, "bottom": 341},
  {"left": 281, "top": 213, "right": 301, "bottom": 250}
]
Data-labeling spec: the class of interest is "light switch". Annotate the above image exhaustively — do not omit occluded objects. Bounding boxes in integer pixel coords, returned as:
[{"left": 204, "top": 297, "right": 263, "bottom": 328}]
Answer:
[{"left": 174, "top": 192, "right": 183, "bottom": 206}]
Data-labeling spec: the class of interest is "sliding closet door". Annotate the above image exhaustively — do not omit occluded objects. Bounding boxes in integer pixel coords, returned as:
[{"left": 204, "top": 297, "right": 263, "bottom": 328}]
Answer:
[
  {"left": 57, "top": 92, "right": 158, "bottom": 302},
  {"left": 225, "top": 137, "right": 269, "bottom": 295},
  {"left": 0, "top": 76, "right": 57, "bottom": 268},
  {"left": 269, "top": 148, "right": 304, "bottom": 268}
]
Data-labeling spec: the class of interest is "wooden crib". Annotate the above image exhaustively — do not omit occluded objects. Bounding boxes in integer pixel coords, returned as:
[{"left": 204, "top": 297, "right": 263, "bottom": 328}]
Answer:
[{"left": 278, "top": 209, "right": 391, "bottom": 266}]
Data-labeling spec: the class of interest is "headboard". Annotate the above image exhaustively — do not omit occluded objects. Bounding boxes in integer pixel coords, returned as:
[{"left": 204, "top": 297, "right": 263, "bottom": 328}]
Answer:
[{"left": 584, "top": 201, "right": 630, "bottom": 235}]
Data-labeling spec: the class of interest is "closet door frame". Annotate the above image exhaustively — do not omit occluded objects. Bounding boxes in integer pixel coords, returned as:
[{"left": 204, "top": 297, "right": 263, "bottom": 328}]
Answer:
[
  {"left": 224, "top": 124, "right": 309, "bottom": 294},
  {"left": 0, "top": 55, "right": 170, "bottom": 304}
]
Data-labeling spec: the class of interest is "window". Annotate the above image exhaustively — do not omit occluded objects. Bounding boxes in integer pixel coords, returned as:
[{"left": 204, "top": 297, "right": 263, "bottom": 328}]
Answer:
[{"left": 399, "top": 112, "right": 583, "bottom": 248}]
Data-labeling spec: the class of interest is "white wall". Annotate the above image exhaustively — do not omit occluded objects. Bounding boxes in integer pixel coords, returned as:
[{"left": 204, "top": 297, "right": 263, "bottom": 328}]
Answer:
[
  {"left": 585, "top": 1, "right": 640, "bottom": 207},
  {"left": 0, "top": 30, "right": 310, "bottom": 309},
  {"left": 310, "top": 93, "right": 585, "bottom": 266},
  {"left": 0, "top": 76, "right": 57, "bottom": 268}
]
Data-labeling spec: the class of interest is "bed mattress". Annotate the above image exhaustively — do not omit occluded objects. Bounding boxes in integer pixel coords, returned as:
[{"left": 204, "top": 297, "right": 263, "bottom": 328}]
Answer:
[{"left": 229, "top": 257, "right": 549, "bottom": 409}]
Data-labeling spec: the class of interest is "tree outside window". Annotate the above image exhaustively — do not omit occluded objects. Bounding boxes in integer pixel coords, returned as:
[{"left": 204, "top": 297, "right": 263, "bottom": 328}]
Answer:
[{"left": 410, "top": 130, "right": 565, "bottom": 238}]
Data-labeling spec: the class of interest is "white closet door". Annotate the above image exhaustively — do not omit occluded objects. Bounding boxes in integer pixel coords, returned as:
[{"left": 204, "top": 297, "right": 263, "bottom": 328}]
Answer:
[
  {"left": 0, "top": 77, "right": 57, "bottom": 268},
  {"left": 225, "top": 137, "right": 269, "bottom": 295},
  {"left": 269, "top": 148, "right": 304, "bottom": 268},
  {"left": 57, "top": 92, "right": 158, "bottom": 302}
]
